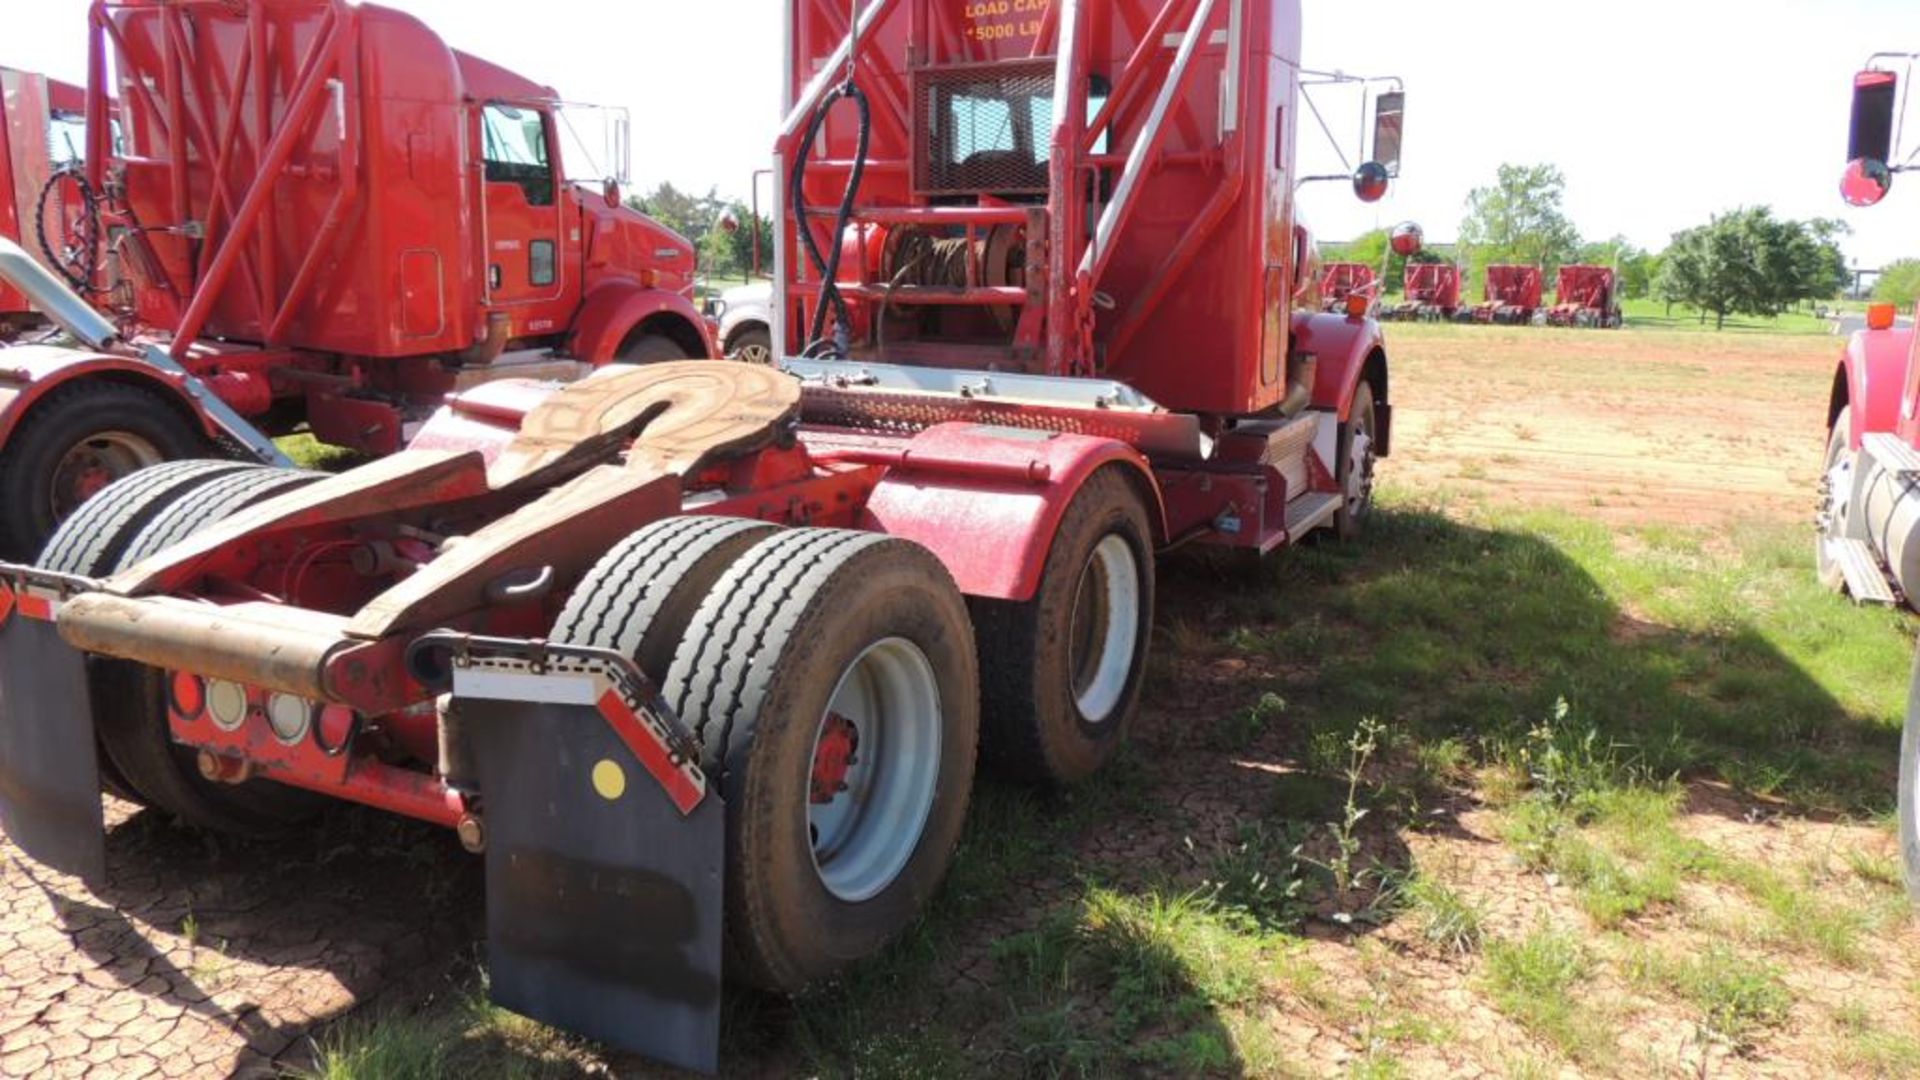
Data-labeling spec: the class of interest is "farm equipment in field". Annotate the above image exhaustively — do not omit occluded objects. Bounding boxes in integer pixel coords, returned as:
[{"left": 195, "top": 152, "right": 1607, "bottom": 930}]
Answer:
[
  {"left": 0, "top": 0, "right": 1409, "bottom": 1070},
  {"left": 0, "top": 0, "right": 713, "bottom": 560},
  {"left": 1321, "top": 262, "right": 1378, "bottom": 314},
  {"left": 1387, "top": 261, "right": 1462, "bottom": 322},
  {"left": 1467, "top": 264, "right": 1544, "bottom": 325},
  {"left": 1817, "top": 50, "right": 1920, "bottom": 903},
  {"left": 1546, "top": 265, "right": 1622, "bottom": 328},
  {"left": 0, "top": 68, "right": 93, "bottom": 340}
]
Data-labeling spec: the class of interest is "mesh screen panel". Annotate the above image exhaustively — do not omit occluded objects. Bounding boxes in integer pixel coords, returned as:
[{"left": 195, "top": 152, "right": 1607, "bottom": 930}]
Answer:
[{"left": 915, "top": 61, "right": 1056, "bottom": 196}]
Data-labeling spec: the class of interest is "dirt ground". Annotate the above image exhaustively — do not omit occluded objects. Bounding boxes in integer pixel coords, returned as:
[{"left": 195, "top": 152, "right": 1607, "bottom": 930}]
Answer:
[
  {"left": 0, "top": 324, "right": 1907, "bottom": 1079},
  {"left": 1384, "top": 325, "right": 1838, "bottom": 525}
]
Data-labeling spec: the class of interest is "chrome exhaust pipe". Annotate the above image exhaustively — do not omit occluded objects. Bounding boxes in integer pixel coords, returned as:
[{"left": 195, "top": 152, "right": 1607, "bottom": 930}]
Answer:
[{"left": 0, "top": 236, "right": 117, "bottom": 351}]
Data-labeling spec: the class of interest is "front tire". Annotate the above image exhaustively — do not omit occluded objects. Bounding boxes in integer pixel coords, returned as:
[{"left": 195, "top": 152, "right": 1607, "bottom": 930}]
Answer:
[
  {"left": 727, "top": 326, "right": 774, "bottom": 366},
  {"left": 1336, "top": 380, "right": 1380, "bottom": 540},
  {"left": 1817, "top": 406, "right": 1855, "bottom": 593},
  {"left": 664, "top": 530, "right": 979, "bottom": 992},
  {"left": 971, "top": 465, "right": 1155, "bottom": 786},
  {"left": 619, "top": 334, "right": 692, "bottom": 364}
]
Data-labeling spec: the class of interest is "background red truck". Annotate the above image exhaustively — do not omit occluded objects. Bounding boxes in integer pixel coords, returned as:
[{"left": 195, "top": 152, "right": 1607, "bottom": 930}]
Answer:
[
  {"left": 0, "top": 67, "right": 91, "bottom": 337},
  {"left": 1816, "top": 50, "right": 1920, "bottom": 900},
  {"left": 0, "top": 0, "right": 713, "bottom": 559}
]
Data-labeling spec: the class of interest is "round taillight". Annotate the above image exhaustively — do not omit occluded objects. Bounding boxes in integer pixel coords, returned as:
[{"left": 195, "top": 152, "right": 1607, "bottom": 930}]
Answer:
[
  {"left": 169, "top": 672, "right": 206, "bottom": 719},
  {"left": 266, "top": 694, "right": 313, "bottom": 745},
  {"left": 207, "top": 680, "right": 248, "bottom": 732}
]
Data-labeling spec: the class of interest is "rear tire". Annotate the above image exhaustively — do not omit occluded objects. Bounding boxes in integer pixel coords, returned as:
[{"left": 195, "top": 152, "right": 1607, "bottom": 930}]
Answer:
[
  {"left": 970, "top": 466, "right": 1154, "bottom": 786},
  {"left": 44, "top": 465, "right": 325, "bottom": 834},
  {"left": 1817, "top": 407, "right": 1854, "bottom": 593},
  {"left": 619, "top": 334, "right": 691, "bottom": 364},
  {"left": 0, "top": 382, "right": 210, "bottom": 560},
  {"left": 551, "top": 515, "right": 779, "bottom": 682},
  {"left": 663, "top": 530, "right": 979, "bottom": 992}
]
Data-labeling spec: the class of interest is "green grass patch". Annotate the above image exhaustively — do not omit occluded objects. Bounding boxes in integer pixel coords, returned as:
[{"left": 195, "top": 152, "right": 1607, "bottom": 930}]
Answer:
[
  {"left": 1624, "top": 942, "right": 1792, "bottom": 1048},
  {"left": 1386, "top": 869, "right": 1486, "bottom": 955},
  {"left": 1482, "top": 926, "right": 1613, "bottom": 1062},
  {"left": 1620, "top": 297, "right": 1837, "bottom": 335}
]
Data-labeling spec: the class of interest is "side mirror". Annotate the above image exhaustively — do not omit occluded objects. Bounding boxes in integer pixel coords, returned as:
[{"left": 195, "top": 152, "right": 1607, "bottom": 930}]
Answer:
[
  {"left": 1353, "top": 161, "right": 1391, "bottom": 203},
  {"left": 717, "top": 210, "right": 741, "bottom": 235},
  {"left": 603, "top": 179, "right": 622, "bottom": 208},
  {"left": 1390, "top": 222, "right": 1425, "bottom": 258},
  {"left": 1842, "top": 158, "right": 1893, "bottom": 207},
  {"left": 1372, "top": 91, "right": 1404, "bottom": 178},
  {"left": 1850, "top": 69, "right": 1898, "bottom": 166}
]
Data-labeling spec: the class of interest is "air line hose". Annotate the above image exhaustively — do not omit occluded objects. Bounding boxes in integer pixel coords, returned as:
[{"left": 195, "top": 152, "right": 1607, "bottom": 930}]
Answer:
[{"left": 788, "top": 78, "right": 871, "bottom": 359}]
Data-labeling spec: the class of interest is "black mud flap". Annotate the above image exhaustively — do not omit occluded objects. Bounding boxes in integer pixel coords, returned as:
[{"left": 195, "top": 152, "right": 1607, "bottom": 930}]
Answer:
[
  {"left": 0, "top": 606, "right": 103, "bottom": 882},
  {"left": 465, "top": 698, "right": 725, "bottom": 1074}
]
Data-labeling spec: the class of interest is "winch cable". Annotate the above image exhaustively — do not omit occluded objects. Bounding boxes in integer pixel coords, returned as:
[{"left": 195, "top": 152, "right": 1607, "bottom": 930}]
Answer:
[{"left": 789, "top": 1, "right": 872, "bottom": 359}]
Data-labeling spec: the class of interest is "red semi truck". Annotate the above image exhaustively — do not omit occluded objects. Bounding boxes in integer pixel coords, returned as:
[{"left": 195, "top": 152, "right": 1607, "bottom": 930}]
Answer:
[
  {"left": 1819, "top": 51, "right": 1920, "bottom": 900},
  {"left": 0, "top": 0, "right": 713, "bottom": 560},
  {"left": 1546, "top": 265, "right": 1623, "bottom": 329},
  {"left": 0, "top": 68, "right": 92, "bottom": 337},
  {"left": 0, "top": 0, "right": 1408, "bottom": 1070}
]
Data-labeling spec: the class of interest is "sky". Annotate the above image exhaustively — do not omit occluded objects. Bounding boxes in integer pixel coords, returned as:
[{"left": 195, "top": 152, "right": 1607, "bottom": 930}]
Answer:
[{"left": 6, "top": 0, "right": 1919, "bottom": 270}]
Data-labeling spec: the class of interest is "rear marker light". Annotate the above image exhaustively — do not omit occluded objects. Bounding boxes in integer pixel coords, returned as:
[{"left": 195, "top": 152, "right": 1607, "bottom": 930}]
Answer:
[
  {"left": 267, "top": 693, "right": 314, "bottom": 745},
  {"left": 169, "top": 672, "right": 206, "bottom": 719},
  {"left": 207, "top": 680, "right": 248, "bottom": 732}
]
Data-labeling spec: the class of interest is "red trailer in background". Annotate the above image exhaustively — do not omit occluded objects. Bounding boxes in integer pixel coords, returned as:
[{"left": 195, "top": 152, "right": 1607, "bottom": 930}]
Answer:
[
  {"left": 0, "top": 0, "right": 713, "bottom": 559},
  {"left": 1471, "top": 264, "right": 1544, "bottom": 324},
  {"left": 1548, "top": 265, "right": 1623, "bottom": 328},
  {"left": 1321, "top": 262, "right": 1378, "bottom": 314},
  {"left": 0, "top": 68, "right": 90, "bottom": 337},
  {"left": 1389, "top": 262, "right": 1461, "bottom": 321}
]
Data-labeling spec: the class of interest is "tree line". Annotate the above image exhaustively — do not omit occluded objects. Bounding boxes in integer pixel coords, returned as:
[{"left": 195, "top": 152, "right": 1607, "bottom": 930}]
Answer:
[
  {"left": 627, "top": 182, "right": 773, "bottom": 282},
  {"left": 1327, "top": 162, "right": 1854, "bottom": 328}
]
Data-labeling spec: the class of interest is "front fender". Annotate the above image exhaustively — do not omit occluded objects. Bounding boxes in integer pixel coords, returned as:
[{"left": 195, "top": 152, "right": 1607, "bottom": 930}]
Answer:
[
  {"left": 859, "top": 424, "right": 1166, "bottom": 603},
  {"left": 1838, "top": 326, "right": 1915, "bottom": 447},
  {"left": 569, "top": 284, "right": 717, "bottom": 366},
  {"left": 1289, "top": 310, "right": 1390, "bottom": 453},
  {"left": 0, "top": 345, "right": 219, "bottom": 446}
]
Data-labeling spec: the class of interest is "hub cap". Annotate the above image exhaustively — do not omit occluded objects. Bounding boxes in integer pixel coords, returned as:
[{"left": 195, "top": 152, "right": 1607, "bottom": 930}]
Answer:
[
  {"left": 1347, "top": 426, "right": 1376, "bottom": 517},
  {"left": 49, "top": 431, "right": 162, "bottom": 519},
  {"left": 807, "top": 637, "right": 942, "bottom": 902},
  {"left": 1069, "top": 534, "right": 1141, "bottom": 725}
]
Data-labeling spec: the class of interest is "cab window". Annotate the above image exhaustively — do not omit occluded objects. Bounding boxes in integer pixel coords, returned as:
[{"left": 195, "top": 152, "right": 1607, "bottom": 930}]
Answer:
[{"left": 481, "top": 103, "right": 555, "bottom": 207}]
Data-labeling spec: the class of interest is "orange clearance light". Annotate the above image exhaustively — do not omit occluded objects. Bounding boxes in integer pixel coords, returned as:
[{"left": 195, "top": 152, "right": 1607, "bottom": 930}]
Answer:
[
  {"left": 1346, "top": 294, "right": 1370, "bottom": 319},
  {"left": 1868, "top": 303, "right": 1898, "bottom": 331}
]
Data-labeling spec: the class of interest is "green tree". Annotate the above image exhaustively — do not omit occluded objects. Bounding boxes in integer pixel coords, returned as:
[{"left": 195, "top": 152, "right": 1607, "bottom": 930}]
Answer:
[
  {"left": 1458, "top": 163, "right": 1582, "bottom": 278},
  {"left": 1655, "top": 209, "right": 1851, "bottom": 328},
  {"left": 626, "top": 183, "right": 768, "bottom": 280},
  {"left": 1324, "top": 229, "right": 1444, "bottom": 296},
  {"left": 1576, "top": 235, "right": 1655, "bottom": 299},
  {"left": 1873, "top": 259, "right": 1920, "bottom": 306}
]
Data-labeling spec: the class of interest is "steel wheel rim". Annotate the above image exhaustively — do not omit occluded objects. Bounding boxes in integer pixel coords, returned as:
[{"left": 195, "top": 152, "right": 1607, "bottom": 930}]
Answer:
[
  {"left": 807, "top": 637, "right": 943, "bottom": 902},
  {"left": 1069, "top": 534, "right": 1141, "bottom": 724},
  {"left": 49, "top": 430, "right": 162, "bottom": 519},
  {"left": 733, "top": 342, "right": 773, "bottom": 365},
  {"left": 1819, "top": 429, "right": 1854, "bottom": 553}
]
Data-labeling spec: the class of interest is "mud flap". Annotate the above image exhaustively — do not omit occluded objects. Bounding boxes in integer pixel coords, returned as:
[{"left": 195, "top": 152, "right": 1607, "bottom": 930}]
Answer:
[
  {"left": 0, "top": 604, "right": 103, "bottom": 882},
  {"left": 464, "top": 697, "right": 725, "bottom": 1074}
]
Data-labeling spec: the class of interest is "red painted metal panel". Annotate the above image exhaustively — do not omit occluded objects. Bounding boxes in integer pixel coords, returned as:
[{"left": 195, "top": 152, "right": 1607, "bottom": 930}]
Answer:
[
  {"left": 1482, "top": 265, "right": 1544, "bottom": 310},
  {"left": 860, "top": 422, "right": 1161, "bottom": 601},
  {"left": 1848, "top": 323, "right": 1917, "bottom": 448},
  {"left": 1404, "top": 263, "right": 1461, "bottom": 308},
  {"left": 1290, "top": 309, "right": 1386, "bottom": 420}
]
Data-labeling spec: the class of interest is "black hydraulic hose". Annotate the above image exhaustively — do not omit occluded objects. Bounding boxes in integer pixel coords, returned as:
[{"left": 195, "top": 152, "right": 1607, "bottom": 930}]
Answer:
[
  {"left": 789, "top": 79, "right": 871, "bottom": 359},
  {"left": 34, "top": 165, "right": 102, "bottom": 293}
]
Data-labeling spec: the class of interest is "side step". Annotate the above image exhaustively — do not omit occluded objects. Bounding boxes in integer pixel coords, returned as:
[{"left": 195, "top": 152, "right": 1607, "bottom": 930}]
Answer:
[
  {"left": 1283, "top": 492, "right": 1343, "bottom": 540},
  {"left": 1864, "top": 433, "right": 1920, "bottom": 479},
  {"left": 1825, "top": 537, "right": 1899, "bottom": 606}
]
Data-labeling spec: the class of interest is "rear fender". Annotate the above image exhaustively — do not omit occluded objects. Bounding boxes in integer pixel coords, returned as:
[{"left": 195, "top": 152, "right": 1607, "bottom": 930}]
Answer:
[
  {"left": 1289, "top": 311, "right": 1391, "bottom": 455},
  {"left": 0, "top": 346, "right": 221, "bottom": 446},
  {"left": 859, "top": 423, "right": 1166, "bottom": 603},
  {"left": 1836, "top": 326, "right": 1916, "bottom": 447},
  {"left": 569, "top": 284, "right": 717, "bottom": 365}
]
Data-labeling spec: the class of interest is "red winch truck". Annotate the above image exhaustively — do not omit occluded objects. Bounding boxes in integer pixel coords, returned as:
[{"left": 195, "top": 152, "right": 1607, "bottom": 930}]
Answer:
[
  {"left": 0, "top": 67, "right": 91, "bottom": 337},
  {"left": 0, "top": 0, "right": 1409, "bottom": 1071},
  {"left": 1818, "top": 51, "right": 1920, "bottom": 901},
  {"left": 1546, "top": 264, "right": 1622, "bottom": 329},
  {"left": 0, "top": 0, "right": 712, "bottom": 560},
  {"left": 1470, "top": 263, "right": 1544, "bottom": 324}
]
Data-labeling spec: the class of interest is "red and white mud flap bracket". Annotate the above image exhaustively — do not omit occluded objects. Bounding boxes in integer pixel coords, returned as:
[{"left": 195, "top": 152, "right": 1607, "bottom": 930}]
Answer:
[
  {"left": 0, "top": 564, "right": 108, "bottom": 883},
  {"left": 408, "top": 631, "right": 725, "bottom": 1075}
]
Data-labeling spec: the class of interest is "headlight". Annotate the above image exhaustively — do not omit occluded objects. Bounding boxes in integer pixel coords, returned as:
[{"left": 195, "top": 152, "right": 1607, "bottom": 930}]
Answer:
[
  {"left": 267, "top": 693, "right": 313, "bottom": 745},
  {"left": 207, "top": 680, "right": 248, "bottom": 732}
]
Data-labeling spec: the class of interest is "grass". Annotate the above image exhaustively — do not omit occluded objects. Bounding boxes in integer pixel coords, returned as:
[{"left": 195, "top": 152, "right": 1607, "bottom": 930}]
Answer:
[
  {"left": 1482, "top": 926, "right": 1612, "bottom": 1062},
  {"left": 1389, "top": 869, "right": 1486, "bottom": 955},
  {"left": 1621, "top": 297, "right": 1839, "bottom": 335},
  {"left": 1625, "top": 942, "right": 1792, "bottom": 1048}
]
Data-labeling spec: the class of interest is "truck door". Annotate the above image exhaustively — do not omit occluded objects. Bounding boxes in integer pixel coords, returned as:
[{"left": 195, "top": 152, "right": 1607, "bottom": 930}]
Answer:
[{"left": 478, "top": 103, "right": 566, "bottom": 325}]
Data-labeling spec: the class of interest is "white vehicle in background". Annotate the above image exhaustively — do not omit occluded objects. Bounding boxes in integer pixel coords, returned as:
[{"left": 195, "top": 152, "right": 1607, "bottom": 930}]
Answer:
[{"left": 705, "top": 281, "right": 773, "bottom": 364}]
